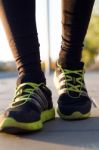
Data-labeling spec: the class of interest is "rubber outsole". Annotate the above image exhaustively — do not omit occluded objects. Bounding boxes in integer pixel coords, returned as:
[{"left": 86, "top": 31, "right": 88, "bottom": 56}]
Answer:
[
  {"left": 0, "top": 108, "right": 55, "bottom": 134},
  {"left": 57, "top": 108, "right": 91, "bottom": 120}
]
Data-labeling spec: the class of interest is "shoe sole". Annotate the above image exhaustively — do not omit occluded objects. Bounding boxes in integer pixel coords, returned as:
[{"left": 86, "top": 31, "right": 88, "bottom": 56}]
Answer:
[
  {"left": 57, "top": 108, "right": 91, "bottom": 120},
  {"left": 0, "top": 108, "right": 55, "bottom": 134}
]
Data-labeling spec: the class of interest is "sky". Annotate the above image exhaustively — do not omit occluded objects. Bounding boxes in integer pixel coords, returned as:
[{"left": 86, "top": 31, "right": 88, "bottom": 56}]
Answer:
[{"left": 0, "top": 0, "right": 98, "bottom": 62}]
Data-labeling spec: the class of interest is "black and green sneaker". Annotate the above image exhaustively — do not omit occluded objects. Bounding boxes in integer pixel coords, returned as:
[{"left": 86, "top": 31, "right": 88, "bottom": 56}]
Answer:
[
  {"left": 54, "top": 62, "right": 92, "bottom": 120},
  {"left": 0, "top": 82, "right": 55, "bottom": 134}
]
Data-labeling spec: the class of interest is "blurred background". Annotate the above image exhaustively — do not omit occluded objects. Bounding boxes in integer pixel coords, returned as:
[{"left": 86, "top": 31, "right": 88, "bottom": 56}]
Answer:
[{"left": 0, "top": 0, "right": 99, "bottom": 72}]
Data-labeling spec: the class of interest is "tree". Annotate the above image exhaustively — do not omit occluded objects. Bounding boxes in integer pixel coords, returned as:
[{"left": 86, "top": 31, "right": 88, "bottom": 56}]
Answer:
[{"left": 82, "top": 15, "right": 99, "bottom": 67}]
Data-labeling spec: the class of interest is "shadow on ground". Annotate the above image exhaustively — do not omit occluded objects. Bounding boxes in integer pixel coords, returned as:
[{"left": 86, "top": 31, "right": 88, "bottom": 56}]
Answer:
[{"left": 19, "top": 109, "right": 99, "bottom": 147}]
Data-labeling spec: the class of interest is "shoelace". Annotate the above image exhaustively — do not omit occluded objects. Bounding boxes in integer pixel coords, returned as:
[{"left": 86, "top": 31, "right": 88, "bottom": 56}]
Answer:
[
  {"left": 10, "top": 82, "right": 42, "bottom": 108},
  {"left": 57, "top": 62, "right": 84, "bottom": 93},
  {"left": 63, "top": 69, "right": 84, "bottom": 93}
]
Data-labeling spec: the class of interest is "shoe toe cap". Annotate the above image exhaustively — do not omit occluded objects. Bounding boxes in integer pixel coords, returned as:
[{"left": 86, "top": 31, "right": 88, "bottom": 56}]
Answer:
[{"left": 58, "top": 93, "right": 92, "bottom": 115}]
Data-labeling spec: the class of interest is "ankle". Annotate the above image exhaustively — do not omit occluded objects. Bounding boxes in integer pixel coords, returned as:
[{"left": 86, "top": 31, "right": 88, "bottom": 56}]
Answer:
[
  {"left": 58, "top": 59, "right": 84, "bottom": 70},
  {"left": 17, "top": 72, "right": 46, "bottom": 86}
]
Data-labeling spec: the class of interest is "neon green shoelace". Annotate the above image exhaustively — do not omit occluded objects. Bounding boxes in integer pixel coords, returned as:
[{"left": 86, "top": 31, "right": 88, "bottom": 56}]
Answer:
[
  {"left": 10, "top": 82, "right": 42, "bottom": 107},
  {"left": 58, "top": 64, "right": 84, "bottom": 93},
  {"left": 63, "top": 69, "right": 84, "bottom": 93}
]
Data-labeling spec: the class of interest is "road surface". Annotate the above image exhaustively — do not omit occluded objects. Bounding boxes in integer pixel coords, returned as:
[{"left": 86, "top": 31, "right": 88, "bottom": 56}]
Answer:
[{"left": 0, "top": 71, "right": 99, "bottom": 150}]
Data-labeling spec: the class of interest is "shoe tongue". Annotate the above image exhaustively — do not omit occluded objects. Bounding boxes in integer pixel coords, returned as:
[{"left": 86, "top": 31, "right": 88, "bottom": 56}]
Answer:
[
  {"left": 60, "top": 62, "right": 84, "bottom": 70},
  {"left": 17, "top": 73, "right": 46, "bottom": 86},
  {"left": 61, "top": 62, "right": 84, "bottom": 97},
  {"left": 17, "top": 74, "right": 35, "bottom": 86}
]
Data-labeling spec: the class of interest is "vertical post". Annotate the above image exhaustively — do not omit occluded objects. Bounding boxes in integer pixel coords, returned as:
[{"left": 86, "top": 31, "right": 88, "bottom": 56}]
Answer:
[{"left": 45, "top": 0, "right": 51, "bottom": 75}]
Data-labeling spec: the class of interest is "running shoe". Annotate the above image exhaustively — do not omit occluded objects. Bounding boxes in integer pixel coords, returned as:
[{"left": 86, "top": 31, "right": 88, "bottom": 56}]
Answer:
[
  {"left": 54, "top": 62, "right": 92, "bottom": 120},
  {"left": 0, "top": 82, "right": 55, "bottom": 134}
]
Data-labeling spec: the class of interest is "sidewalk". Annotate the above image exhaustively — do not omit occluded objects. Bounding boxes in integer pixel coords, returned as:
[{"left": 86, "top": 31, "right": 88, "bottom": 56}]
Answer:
[{"left": 0, "top": 71, "right": 99, "bottom": 150}]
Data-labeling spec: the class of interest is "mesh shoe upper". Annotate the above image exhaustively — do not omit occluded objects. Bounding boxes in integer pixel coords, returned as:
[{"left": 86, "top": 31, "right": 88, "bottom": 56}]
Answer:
[
  {"left": 4, "top": 83, "right": 53, "bottom": 123},
  {"left": 54, "top": 62, "right": 92, "bottom": 115}
]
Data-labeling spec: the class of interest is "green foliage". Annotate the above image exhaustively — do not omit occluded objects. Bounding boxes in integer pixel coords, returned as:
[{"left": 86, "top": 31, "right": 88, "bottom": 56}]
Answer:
[{"left": 82, "top": 15, "right": 99, "bottom": 67}]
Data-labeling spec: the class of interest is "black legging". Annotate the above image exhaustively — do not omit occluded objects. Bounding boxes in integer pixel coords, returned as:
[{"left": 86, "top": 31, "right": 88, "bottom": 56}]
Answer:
[
  {"left": 59, "top": 0, "right": 95, "bottom": 67},
  {"left": 0, "top": 0, "right": 95, "bottom": 83},
  {"left": 0, "top": 0, "right": 46, "bottom": 84}
]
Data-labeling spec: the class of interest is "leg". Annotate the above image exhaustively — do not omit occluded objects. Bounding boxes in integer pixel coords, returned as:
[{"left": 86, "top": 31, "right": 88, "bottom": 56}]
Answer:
[
  {"left": 59, "top": 0, "right": 95, "bottom": 67},
  {"left": 0, "top": 0, "right": 45, "bottom": 84},
  {"left": 0, "top": 0, "right": 55, "bottom": 133},
  {"left": 54, "top": 0, "right": 95, "bottom": 120}
]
